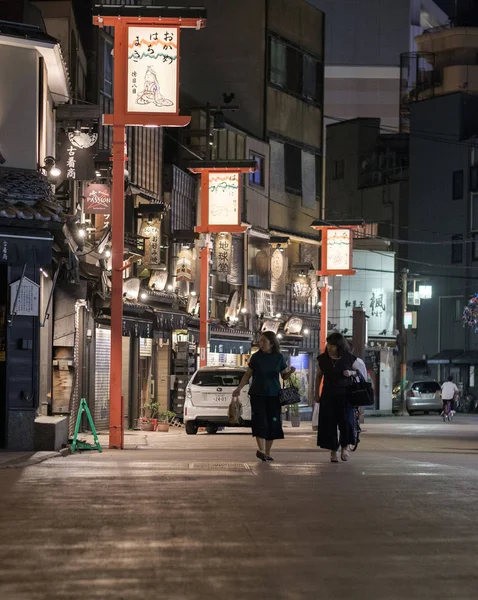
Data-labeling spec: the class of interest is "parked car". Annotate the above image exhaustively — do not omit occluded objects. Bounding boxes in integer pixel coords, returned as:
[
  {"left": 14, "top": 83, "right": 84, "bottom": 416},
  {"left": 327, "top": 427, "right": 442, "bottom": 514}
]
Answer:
[
  {"left": 184, "top": 367, "right": 252, "bottom": 435},
  {"left": 392, "top": 380, "right": 442, "bottom": 415}
]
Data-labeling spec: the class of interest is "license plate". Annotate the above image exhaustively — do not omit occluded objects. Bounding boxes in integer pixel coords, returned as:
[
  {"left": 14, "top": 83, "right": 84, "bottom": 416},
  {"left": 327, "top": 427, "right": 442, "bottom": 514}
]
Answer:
[{"left": 213, "top": 395, "right": 228, "bottom": 403}]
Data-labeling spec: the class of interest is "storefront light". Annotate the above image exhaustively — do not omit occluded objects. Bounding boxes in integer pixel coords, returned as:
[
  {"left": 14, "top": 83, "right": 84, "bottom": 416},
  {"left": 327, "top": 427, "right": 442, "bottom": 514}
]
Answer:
[
  {"left": 167, "top": 284, "right": 174, "bottom": 291},
  {"left": 303, "top": 328, "right": 310, "bottom": 335},
  {"left": 104, "top": 248, "right": 111, "bottom": 258},
  {"left": 276, "top": 313, "right": 281, "bottom": 318},
  {"left": 190, "top": 291, "right": 197, "bottom": 297},
  {"left": 241, "top": 307, "right": 247, "bottom": 314},
  {"left": 140, "top": 292, "right": 148, "bottom": 300}
]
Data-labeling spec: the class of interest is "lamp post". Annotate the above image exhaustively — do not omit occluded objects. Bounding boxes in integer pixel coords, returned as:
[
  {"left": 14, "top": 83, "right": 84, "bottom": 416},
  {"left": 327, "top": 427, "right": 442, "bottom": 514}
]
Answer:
[
  {"left": 188, "top": 160, "right": 256, "bottom": 367},
  {"left": 311, "top": 221, "right": 359, "bottom": 352},
  {"left": 93, "top": 5, "right": 206, "bottom": 449}
]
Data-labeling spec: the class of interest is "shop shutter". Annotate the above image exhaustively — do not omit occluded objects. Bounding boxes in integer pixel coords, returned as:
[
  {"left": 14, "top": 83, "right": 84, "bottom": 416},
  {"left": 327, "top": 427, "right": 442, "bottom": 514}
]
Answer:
[{"left": 94, "top": 328, "right": 111, "bottom": 430}]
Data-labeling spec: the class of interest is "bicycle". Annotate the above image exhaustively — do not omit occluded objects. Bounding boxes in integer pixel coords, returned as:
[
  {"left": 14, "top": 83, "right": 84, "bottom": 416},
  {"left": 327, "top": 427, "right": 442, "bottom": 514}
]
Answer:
[
  {"left": 351, "top": 406, "right": 361, "bottom": 451},
  {"left": 442, "top": 400, "right": 454, "bottom": 422}
]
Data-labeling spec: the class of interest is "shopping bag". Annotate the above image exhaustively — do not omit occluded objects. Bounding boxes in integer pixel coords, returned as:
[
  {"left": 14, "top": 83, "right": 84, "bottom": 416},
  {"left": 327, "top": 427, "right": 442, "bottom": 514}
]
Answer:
[
  {"left": 228, "top": 397, "right": 243, "bottom": 425},
  {"left": 312, "top": 402, "right": 320, "bottom": 430}
]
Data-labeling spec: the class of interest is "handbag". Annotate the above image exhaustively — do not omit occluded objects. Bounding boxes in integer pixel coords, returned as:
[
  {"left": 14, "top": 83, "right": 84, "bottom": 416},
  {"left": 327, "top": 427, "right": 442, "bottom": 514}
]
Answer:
[
  {"left": 280, "top": 381, "right": 301, "bottom": 406},
  {"left": 312, "top": 402, "right": 320, "bottom": 430},
  {"left": 348, "top": 372, "right": 374, "bottom": 407}
]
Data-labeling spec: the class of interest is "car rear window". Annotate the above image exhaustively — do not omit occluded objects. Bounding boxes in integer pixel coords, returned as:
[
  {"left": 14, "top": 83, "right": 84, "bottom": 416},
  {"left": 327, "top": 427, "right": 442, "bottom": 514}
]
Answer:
[
  {"left": 413, "top": 382, "right": 440, "bottom": 394},
  {"left": 192, "top": 371, "right": 244, "bottom": 387}
]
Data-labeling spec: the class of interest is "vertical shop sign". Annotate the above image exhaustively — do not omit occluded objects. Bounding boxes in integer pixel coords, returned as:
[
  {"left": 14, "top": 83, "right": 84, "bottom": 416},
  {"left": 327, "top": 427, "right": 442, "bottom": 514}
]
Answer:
[
  {"left": 215, "top": 234, "right": 232, "bottom": 283},
  {"left": 141, "top": 220, "right": 161, "bottom": 266},
  {"left": 127, "top": 27, "right": 179, "bottom": 114},
  {"left": 57, "top": 129, "right": 98, "bottom": 181}
]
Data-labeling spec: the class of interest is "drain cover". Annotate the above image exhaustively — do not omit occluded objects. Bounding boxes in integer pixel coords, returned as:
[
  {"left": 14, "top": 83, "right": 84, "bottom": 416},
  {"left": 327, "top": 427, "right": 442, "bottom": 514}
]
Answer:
[{"left": 189, "top": 462, "right": 251, "bottom": 471}]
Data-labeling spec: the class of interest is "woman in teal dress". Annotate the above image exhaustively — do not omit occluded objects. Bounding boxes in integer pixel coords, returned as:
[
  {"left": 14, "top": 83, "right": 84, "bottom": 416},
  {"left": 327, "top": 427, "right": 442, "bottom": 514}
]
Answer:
[{"left": 233, "top": 332, "right": 295, "bottom": 461}]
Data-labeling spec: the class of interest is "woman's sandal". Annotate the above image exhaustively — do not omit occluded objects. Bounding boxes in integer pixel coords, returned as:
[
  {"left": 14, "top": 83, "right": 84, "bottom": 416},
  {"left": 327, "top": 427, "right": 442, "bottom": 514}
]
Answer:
[
  {"left": 256, "top": 451, "right": 267, "bottom": 462},
  {"left": 265, "top": 455, "right": 274, "bottom": 461}
]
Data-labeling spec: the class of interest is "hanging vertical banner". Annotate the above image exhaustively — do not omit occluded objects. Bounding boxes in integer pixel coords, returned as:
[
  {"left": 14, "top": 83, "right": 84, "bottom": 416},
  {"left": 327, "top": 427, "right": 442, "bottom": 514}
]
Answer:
[
  {"left": 208, "top": 172, "right": 240, "bottom": 226},
  {"left": 215, "top": 233, "right": 232, "bottom": 282},
  {"left": 84, "top": 184, "right": 111, "bottom": 214},
  {"left": 141, "top": 220, "right": 161, "bottom": 266},
  {"left": 271, "top": 249, "right": 286, "bottom": 294},
  {"left": 127, "top": 26, "right": 179, "bottom": 114},
  {"left": 227, "top": 234, "right": 243, "bottom": 285}
]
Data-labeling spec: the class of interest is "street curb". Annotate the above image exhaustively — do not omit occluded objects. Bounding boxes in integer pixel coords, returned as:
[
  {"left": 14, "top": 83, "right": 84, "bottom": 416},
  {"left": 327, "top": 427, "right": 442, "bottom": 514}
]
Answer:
[{"left": 0, "top": 450, "right": 68, "bottom": 469}]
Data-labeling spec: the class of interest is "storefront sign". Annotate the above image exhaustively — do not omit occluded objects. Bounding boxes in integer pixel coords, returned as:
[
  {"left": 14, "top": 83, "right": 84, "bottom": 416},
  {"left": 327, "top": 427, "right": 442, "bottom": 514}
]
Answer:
[
  {"left": 225, "top": 290, "right": 241, "bottom": 320},
  {"left": 208, "top": 172, "right": 239, "bottom": 226},
  {"left": 84, "top": 184, "right": 111, "bottom": 214},
  {"left": 261, "top": 320, "right": 280, "bottom": 334},
  {"left": 148, "top": 270, "right": 168, "bottom": 291},
  {"left": 271, "top": 249, "right": 286, "bottom": 294},
  {"left": 326, "top": 229, "right": 352, "bottom": 273},
  {"left": 284, "top": 317, "right": 303, "bottom": 336},
  {"left": 176, "top": 249, "right": 193, "bottom": 281},
  {"left": 215, "top": 233, "right": 232, "bottom": 282},
  {"left": 123, "top": 278, "right": 141, "bottom": 302},
  {"left": 57, "top": 128, "right": 98, "bottom": 181},
  {"left": 293, "top": 279, "right": 312, "bottom": 303},
  {"left": 141, "top": 220, "right": 161, "bottom": 266},
  {"left": 127, "top": 26, "right": 178, "bottom": 114},
  {"left": 9, "top": 277, "right": 40, "bottom": 316},
  {"left": 329, "top": 250, "right": 395, "bottom": 337}
]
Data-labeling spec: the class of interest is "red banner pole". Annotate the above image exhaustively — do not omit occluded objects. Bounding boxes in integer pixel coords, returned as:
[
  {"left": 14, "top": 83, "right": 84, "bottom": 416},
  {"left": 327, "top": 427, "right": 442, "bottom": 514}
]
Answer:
[{"left": 109, "top": 23, "right": 127, "bottom": 449}]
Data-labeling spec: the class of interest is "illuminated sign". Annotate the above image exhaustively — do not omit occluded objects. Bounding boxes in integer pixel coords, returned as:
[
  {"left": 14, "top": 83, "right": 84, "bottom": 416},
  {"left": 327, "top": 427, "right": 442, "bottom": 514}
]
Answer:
[
  {"left": 84, "top": 184, "right": 111, "bottom": 214},
  {"left": 326, "top": 229, "right": 352, "bottom": 273},
  {"left": 419, "top": 285, "right": 432, "bottom": 300},
  {"left": 208, "top": 172, "right": 240, "bottom": 226},
  {"left": 127, "top": 26, "right": 178, "bottom": 114}
]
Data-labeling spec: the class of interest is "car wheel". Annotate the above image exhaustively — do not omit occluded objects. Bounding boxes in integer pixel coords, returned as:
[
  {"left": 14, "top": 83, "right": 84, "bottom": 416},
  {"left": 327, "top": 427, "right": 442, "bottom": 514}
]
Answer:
[
  {"left": 407, "top": 409, "right": 414, "bottom": 416},
  {"left": 206, "top": 425, "right": 218, "bottom": 435},
  {"left": 185, "top": 421, "right": 198, "bottom": 435}
]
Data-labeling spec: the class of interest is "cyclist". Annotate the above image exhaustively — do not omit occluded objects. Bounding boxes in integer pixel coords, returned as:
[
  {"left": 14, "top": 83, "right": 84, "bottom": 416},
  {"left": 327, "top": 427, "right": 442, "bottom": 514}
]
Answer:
[{"left": 441, "top": 376, "right": 459, "bottom": 419}]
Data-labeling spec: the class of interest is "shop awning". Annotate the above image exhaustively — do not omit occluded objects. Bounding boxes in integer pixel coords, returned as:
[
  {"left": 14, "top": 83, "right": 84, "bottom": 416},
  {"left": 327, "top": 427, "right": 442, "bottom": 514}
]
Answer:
[
  {"left": 427, "top": 350, "right": 463, "bottom": 365},
  {"left": 451, "top": 351, "right": 478, "bottom": 365}
]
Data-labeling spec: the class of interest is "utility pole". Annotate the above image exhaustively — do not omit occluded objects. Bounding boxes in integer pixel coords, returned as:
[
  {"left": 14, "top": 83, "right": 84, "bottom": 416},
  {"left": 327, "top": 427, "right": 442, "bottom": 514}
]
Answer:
[{"left": 398, "top": 268, "right": 409, "bottom": 416}]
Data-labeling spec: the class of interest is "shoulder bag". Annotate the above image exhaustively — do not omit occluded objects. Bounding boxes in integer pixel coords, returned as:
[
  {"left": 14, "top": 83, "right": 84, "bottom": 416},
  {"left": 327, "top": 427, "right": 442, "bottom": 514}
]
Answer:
[{"left": 348, "top": 372, "right": 374, "bottom": 407}]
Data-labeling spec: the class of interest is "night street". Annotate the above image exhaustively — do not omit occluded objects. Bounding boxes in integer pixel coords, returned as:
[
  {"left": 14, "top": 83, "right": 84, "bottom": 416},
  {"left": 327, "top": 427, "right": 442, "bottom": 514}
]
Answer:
[{"left": 1, "top": 417, "right": 478, "bottom": 600}]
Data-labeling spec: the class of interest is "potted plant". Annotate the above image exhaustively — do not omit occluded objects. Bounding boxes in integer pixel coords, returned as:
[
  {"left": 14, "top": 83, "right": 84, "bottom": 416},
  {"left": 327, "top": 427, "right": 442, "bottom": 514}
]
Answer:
[
  {"left": 288, "top": 373, "right": 303, "bottom": 428},
  {"left": 140, "top": 401, "right": 159, "bottom": 431},
  {"left": 157, "top": 410, "right": 176, "bottom": 432}
]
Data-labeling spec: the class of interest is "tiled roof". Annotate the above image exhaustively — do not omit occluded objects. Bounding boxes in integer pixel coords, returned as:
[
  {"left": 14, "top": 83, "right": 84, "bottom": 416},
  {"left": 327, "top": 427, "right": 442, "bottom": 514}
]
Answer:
[{"left": 0, "top": 168, "right": 67, "bottom": 222}]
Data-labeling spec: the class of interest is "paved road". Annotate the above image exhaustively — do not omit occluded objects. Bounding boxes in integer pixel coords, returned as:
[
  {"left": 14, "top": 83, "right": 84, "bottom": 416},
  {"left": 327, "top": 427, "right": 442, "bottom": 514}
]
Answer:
[{"left": 1, "top": 416, "right": 478, "bottom": 599}]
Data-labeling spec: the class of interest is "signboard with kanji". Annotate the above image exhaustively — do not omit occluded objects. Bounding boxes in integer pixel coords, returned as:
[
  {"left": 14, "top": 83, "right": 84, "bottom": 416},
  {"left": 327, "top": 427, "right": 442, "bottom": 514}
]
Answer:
[
  {"left": 10, "top": 277, "right": 40, "bottom": 317},
  {"left": 208, "top": 172, "right": 240, "bottom": 226},
  {"left": 127, "top": 26, "right": 179, "bottom": 114}
]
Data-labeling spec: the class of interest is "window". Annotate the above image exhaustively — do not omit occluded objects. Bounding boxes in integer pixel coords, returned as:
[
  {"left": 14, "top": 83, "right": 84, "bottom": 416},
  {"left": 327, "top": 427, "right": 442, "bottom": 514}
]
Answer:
[
  {"left": 471, "top": 165, "right": 478, "bottom": 193},
  {"left": 249, "top": 153, "right": 265, "bottom": 187},
  {"left": 333, "top": 159, "right": 345, "bottom": 180},
  {"left": 472, "top": 194, "right": 478, "bottom": 231},
  {"left": 270, "top": 38, "right": 286, "bottom": 87},
  {"left": 103, "top": 38, "right": 113, "bottom": 97},
  {"left": 473, "top": 233, "right": 478, "bottom": 261},
  {"left": 284, "top": 144, "right": 302, "bottom": 195},
  {"left": 191, "top": 370, "right": 245, "bottom": 387},
  {"left": 452, "top": 234, "right": 463, "bottom": 263},
  {"left": 315, "top": 155, "right": 323, "bottom": 201},
  {"left": 286, "top": 46, "right": 303, "bottom": 96},
  {"left": 453, "top": 170, "right": 464, "bottom": 200},
  {"left": 269, "top": 35, "right": 322, "bottom": 105}
]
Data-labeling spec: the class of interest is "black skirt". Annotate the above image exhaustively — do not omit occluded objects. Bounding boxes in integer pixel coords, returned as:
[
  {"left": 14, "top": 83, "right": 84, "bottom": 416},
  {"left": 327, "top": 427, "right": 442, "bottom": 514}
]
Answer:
[{"left": 249, "top": 395, "right": 284, "bottom": 441}]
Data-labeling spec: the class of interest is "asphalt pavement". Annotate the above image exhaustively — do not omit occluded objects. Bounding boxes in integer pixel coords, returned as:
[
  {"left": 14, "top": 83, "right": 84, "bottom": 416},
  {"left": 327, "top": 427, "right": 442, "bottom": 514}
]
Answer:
[{"left": 1, "top": 415, "right": 478, "bottom": 600}]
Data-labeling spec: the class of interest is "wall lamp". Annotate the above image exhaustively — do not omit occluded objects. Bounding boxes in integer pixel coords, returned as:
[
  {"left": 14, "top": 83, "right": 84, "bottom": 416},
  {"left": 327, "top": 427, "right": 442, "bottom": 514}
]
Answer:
[{"left": 44, "top": 156, "right": 61, "bottom": 178}]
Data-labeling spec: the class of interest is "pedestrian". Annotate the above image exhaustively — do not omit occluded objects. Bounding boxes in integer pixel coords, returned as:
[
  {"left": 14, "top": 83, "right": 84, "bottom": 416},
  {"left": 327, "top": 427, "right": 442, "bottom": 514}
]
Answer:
[
  {"left": 233, "top": 331, "right": 296, "bottom": 461},
  {"left": 315, "top": 332, "right": 362, "bottom": 463},
  {"left": 441, "top": 375, "right": 459, "bottom": 414}
]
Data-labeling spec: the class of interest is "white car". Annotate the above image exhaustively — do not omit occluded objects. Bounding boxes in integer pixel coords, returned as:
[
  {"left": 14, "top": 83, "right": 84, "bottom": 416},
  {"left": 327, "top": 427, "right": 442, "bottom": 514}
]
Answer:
[{"left": 184, "top": 367, "right": 251, "bottom": 435}]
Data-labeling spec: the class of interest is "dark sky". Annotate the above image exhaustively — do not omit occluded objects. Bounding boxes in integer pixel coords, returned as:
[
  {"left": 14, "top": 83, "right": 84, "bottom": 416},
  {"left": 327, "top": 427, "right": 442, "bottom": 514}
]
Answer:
[{"left": 434, "top": 0, "right": 454, "bottom": 17}]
